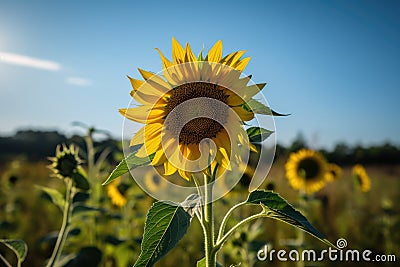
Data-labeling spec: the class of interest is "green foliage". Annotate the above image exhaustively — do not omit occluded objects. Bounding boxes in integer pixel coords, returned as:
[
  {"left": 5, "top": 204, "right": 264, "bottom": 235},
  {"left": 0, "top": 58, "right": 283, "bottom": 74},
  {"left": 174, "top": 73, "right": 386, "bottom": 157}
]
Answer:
[
  {"left": 196, "top": 258, "right": 223, "bottom": 267},
  {"left": 71, "top": 169, "right": 89, "bottom": 191},
  {"left": 0, "top": 239, "right": 28, "bottom": 266},
  {"left": 36, "top": 185, "right": 65, "bottom": 212},
  {"left": 102, "top": 146, "right": 153, "bottom": 185},
  {"left": 134, "top": 201, "right": 192, "bottom": 267},
  {"left": 246, "top": 190, "right": 333, "bottom": 247},
  {"left": 246, "top": 127, "right": 274, "bottom": 143},
  {"left": 243, "top": 98, "right": 289, "bottom": 116}
]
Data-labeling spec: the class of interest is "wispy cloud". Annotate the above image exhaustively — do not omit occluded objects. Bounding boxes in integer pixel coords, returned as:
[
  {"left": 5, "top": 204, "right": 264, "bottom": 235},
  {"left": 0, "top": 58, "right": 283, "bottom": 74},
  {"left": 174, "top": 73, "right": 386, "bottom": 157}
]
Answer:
[
  {"left": 66, "top": 77, "right": 92, "bottom": 87},
  {"left": 0, "top": 52, "right": 61, "bottom": 71}
]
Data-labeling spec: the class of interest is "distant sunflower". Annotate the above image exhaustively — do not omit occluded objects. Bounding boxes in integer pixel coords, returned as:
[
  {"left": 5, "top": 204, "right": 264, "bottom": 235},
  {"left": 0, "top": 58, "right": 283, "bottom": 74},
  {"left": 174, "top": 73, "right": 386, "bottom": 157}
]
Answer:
[
  {"left": 121, "top": 38, "right": 263, "bottom": 181},
  {"left": 107, "top": 179, "right": 127, "bottom": 207},
  {"left": 144, "top": 170, "right": 167, "bottom": 193},
  {"left": 285, "top": 149, "right": 328, "bottom": 194},
  {"left": 48, "top": 144, "right": 82, "bottom": 179},
  {"left": 325, "top": 163, "right": 342, "bottom": 182},
  {"left": 352, "top": 164, "right": 371, "bottom": 192}
]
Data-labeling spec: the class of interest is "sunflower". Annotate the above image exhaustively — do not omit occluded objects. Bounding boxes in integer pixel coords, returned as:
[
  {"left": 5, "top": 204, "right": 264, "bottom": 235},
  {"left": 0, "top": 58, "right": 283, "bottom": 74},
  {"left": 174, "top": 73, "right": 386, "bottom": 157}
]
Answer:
[
  {"left": 48, "top": 144, "right": 82, "bottom": 179},
  {"left": 325, "top": 163, "right": 342, "bottom": 182},
  {"left": 120, "top": 38, "right": 263, "bottom": 181},
  {"left": 144, "top": 170, "right": 168, "bottom": 193},
  {"left": 285, "top": 149, "right": 328, "bottom": 194},
  {"left": 107, "top": 179, "right": 127, "bottom": 207},
  {"left": 352, "top": 164, "right": 371, "bottom": 192}
]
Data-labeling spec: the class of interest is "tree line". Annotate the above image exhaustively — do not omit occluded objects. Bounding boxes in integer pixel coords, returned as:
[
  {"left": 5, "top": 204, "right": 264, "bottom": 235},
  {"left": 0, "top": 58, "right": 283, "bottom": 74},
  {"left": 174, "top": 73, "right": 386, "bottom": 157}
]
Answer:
[{"left": 1, "top": 130, "right": 399, "bottom": 166}]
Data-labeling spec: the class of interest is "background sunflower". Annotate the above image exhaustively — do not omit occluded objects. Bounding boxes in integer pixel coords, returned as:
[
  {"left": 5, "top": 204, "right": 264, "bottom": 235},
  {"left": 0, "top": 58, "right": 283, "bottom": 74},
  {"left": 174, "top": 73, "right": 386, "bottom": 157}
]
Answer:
[
  {"left": 352, "top": 164, "right": 371, "bottom": 193},
  {"left": 285, "top": 149, "right": 328, "bottom": 194}
]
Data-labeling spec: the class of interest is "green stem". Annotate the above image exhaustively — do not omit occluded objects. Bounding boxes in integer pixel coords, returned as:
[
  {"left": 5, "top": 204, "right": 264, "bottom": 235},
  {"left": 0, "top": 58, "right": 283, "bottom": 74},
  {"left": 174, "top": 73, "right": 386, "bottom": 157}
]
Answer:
[
  {"left": 46, "top": 179, "right": 74, "bottom": 267},
  {"left": 215, "top": 212, "right": 266, "bottom": 251},
  {"left": 203, "top": 172, "right": 216, "bottom": 267},
  {"left": 0, "top": 254, "right": 12, "bottom": 267},
  {"left": 217, "top": 202, "right": 245, "bottom": 241}
]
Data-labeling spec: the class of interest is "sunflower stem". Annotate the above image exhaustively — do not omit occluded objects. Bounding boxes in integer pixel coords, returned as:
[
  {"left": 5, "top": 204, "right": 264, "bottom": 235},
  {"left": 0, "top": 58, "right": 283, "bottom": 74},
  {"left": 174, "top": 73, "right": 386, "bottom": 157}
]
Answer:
[
  {"left": 46, "top": 178, "right": 75, "bottom": 267},
  {"left": 203, "top": 172, "right": 216, "bottom": 267},
  {"left": 217, "top": 201, "right": 246, "bottom": 241}
]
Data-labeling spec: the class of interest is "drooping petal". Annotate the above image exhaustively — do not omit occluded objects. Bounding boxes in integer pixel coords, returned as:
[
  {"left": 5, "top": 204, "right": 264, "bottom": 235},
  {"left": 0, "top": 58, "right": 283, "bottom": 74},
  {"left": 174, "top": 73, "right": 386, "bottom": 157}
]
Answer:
[
  {"left": 232, "top": 106, "right": 254, "bottom": 121},
  {"left": 119, "top": 107, "right": 165, "bottom": 124},
  {"left": 135, "top": 131, "right": 162, "bottom": 158},
  {"left": 130, "top": 123, "right": 162, "bottom": 146}
]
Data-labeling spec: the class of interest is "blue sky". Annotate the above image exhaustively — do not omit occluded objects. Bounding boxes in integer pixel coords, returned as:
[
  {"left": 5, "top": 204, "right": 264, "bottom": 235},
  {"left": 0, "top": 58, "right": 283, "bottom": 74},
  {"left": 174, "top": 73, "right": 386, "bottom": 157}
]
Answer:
[{"left": 0, "top": 0, "right": 399, "bottom": 148}]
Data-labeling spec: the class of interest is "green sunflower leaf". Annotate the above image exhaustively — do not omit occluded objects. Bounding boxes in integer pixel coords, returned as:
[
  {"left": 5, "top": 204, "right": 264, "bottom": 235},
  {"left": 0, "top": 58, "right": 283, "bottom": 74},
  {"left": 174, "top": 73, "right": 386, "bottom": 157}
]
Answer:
[
  {"left": 196, "top": 258, "right": 223, "bottom": 267},
  {"left": 246, "top": 127, "right": 274, "bottom": 143},
  {"left": 102, "top": 145, "right": 153, "bottom": 186},
  {"left": 246, "top": 190, "right": 334, "bottom": 247},
  {"left": 35, "top": 185, "right": 65, "bottom": 212},
  {"left": 133, "top": 201, "right": 191, "bottom": 267},
  {"left": 71, "top": 169, "right": 90, "bottom": 191},
  {"left": 0, "top": 239, "right": 28, "bottom": 265},
  {"left": 244, "top": 98, "right": 289, "bottom": 116}
]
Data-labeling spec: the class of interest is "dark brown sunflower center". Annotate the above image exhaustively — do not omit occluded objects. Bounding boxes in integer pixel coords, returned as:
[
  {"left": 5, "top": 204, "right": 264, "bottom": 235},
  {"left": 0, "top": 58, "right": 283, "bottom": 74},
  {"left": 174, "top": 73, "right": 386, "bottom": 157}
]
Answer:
[
  {"left": 56, "top": 154, "right": 78, "bottom": 177},
  {"left": 165, "top": 82, "right": 229, "bottom": 145},
  {"left": 298, "top": 158, "right": 320, "bottom": 180}
]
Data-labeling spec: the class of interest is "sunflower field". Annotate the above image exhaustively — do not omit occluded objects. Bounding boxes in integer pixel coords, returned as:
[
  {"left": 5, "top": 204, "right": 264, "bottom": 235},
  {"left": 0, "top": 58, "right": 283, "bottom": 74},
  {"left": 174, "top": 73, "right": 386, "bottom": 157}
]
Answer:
[{"left": 1, "top": 39, "right": 400, "bottom": 267}]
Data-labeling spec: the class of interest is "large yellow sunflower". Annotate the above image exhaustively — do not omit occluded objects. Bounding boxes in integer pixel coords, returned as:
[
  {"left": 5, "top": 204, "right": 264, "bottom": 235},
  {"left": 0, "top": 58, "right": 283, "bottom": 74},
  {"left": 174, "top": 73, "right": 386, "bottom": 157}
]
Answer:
[
  {"left": 352, "top": 164, "right": 371, "bottom": 192},
  {"left": 285, "top": 149, "right": 328, "bottom": 194},
  {"left": 120, "top": 38, "right": 262, "bottom": 181}
]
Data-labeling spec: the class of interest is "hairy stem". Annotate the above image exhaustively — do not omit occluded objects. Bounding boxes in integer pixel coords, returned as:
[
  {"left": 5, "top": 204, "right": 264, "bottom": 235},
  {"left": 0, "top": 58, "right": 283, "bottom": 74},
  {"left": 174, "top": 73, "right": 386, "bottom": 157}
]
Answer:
[
  {"left": 215, "top": 212, "right": 266, "bottom": 251},
  {"left": 217, "top": 202, "right": 246, "bottom": 241},
  {"left": 46, "top": 179, "right": 74, "bottom": 267}
]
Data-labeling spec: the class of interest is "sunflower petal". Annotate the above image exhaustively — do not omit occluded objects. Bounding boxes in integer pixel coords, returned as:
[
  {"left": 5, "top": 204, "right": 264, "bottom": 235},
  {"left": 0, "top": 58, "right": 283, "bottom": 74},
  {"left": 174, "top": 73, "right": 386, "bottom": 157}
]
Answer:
[
  {"left": 119, "top": 107, "right": 165, "bottom": 123},
  {"left": 206, "top": 40, "right": 223, "bottom": 63},
  {"left": 232, "top": 106, "right": 254, "bottom": 121},
  {"left": 172, "top": 37, "right": 186, "bottom": 64}
]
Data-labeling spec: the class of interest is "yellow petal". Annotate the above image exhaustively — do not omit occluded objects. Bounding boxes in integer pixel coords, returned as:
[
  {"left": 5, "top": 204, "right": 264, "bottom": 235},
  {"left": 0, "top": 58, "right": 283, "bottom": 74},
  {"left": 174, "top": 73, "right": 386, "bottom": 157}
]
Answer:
[
  {"left": 130, "top": 123, "right": 162, "bottom": 146},
  {"left": 207, "top": 40, "right": 222, "bottom": 63},
  {"left": 164, "top": 161, "right": 178, "bottom": 176},
  {"left": 226, "top": 90, "right": 245, "bottom": 106},
  {"left": 172, "top": 37, "right": 185, "bottom": 64},
  {"left": 127, "top": 76, "right": 144, "bottom": 92},
  {"left": 136, "top": 131, "right": 162, "bottom": 158},
  {"left": 152, "top": 149, "right": 166, "bottom": 166},
  {"left": 138, "top": 69, "right": 170, "bottom": 94},
  {"left": 232, "top": 106, "right": 254, "bottom": 121},
  {"left": 178, "top": 168, "right": 191, "bottom": 181},
  {"left": 185, "top": 43, "right": 197, "bottom": 62},
  {"left": 221, "top": 51, "right": 246, "bottom": 67},
  {"left": 233, "top": 57, "right": 251, "bottom": 71},
  {"left": 119, "top": 107, "right": 165, "bottom": 123}
]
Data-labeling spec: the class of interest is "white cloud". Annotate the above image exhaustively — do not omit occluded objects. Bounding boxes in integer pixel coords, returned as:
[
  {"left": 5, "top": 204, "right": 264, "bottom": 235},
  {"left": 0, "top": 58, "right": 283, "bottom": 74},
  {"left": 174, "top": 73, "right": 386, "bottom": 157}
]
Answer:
[
  {"left": 66, "top": 77, "right": 92, "bottom": 87},
  {"left": 0, "top": 51, "right": 61, "bottom": 71}
]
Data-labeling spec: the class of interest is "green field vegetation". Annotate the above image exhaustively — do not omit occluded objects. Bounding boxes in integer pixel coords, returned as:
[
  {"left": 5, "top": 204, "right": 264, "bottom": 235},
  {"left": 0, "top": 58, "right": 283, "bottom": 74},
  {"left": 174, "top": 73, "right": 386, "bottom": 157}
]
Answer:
[{"left": 0, "top": 130, "right": 399, "bottom": 267}]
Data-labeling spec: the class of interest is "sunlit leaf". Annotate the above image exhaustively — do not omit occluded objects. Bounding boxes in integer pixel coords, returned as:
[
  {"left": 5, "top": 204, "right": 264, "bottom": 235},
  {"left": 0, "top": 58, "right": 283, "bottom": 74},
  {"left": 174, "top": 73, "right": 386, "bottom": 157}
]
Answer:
[
  {"left": 133, "top": 201, "right": 191, "bottom": 267},
  {"left": 246, "top": 190, "right": 333, "bottom": 247},
  {"left": 102, "top": 145, "right": 153, "bottom": 185},
  {"left": 0, "top": 239, "right": 28, "bottom": 265},
  {"left": 246, "top": 127, "right": 274, "bottom": 143},
  {"left": 244, "top": 98, "right": 289, "bottom": 116}
]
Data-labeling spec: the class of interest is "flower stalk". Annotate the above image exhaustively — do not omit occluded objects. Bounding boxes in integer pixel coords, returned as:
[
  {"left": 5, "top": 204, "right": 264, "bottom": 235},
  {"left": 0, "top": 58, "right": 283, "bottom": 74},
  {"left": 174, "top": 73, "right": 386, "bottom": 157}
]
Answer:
[{"left": 46, "top": 178, "right": 75, "bottom": 267}]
